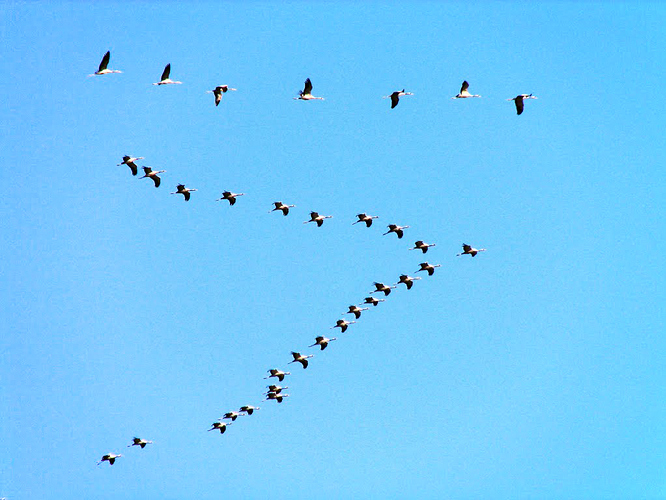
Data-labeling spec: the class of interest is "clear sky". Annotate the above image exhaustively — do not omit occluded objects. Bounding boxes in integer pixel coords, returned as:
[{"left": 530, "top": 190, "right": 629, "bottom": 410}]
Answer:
[{"left": 1, "top": 2, "right": 665, "bottom": 499}]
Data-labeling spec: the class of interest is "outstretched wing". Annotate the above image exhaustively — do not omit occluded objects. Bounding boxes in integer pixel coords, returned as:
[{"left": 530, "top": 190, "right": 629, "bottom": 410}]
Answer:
[
  {"left": 460, "top": 80, "right": 469, "bottom": 93},
  {"left": 98, "top": 51, "right": 110, "bottom": 72},
  {"left": 183, "top": 190, "right": 191, "bottom": 201},
  {"left": 161, "top": 64, "right": 171, "bottom": 81},
  {"left": 152, "top": 175, "right": 161, "bottom": 188},
  {"left": 391, "top": 93, "right": 399, "bottom": 109},
  {"left": 303, "top": 78, "right": 313, "bottom": 94},
  {"left": 514, "top": 96, "right": 524, "bottom": 115}
]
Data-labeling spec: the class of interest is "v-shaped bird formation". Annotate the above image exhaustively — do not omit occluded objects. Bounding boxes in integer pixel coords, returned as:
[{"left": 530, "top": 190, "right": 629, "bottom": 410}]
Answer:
[{"left": 93, "top": 50, "right": 504, "bottom": 466}]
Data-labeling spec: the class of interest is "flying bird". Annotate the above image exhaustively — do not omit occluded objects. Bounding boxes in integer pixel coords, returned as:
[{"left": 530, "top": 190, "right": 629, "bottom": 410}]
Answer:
[
  {"left": 383, "top": 224, "right": 410, "bottom": 239},
  {"left": 265, "top": 392, "right": 289, "bottom": 403},
  {"left": 384, "top": 89, "right": 413, "bottom": 108},
  {"left": 207, "top": 85, "right": 237, "bottom": 106},
  {"left": 508, "top": 94, "right": 537, "bottom": 115},
  {"left": 217, "top": 191, "right": 245, "bottom": 205},
  {"left": 208, "top": 422, "right": 231, "bottom": 434},
  {"left": 222, "top": 411, "right": 241, "bottom": 422},
  {"left": 304, "top": 211, "right": 333, "bottom": 227},
  {"left": 128, "top": 437, "right": 153, "bottom": 449},
  {"left": 353, "top": 213, "right": 379, "bottom": 227},
  {"left": 410, "top": 240, "right": 436, "bottom": 253},
  {"left": 265, "top": 369, "right": 290, "bottom": 382},
  {"left": 266, "top": 385, "right": 288, "bottom": 394},
  {"left": 140, "top": 167, "right": 165, "bottom": 187},
  {"left": 239, "top": 405, "right": 260, "bottom": 415},
  {"left": 363, "top": 296, "right": 385, "bottom": 306},
  {"left": 153, "top": 64, "right": 182, "bottom": 85},
  {"left": 294, "top": 78, "right": 324, "bottom": 100},
  {"left": 90, "top": 51, "right": 122, "bottom": 76},
  {"left": 289, "top": 351, "right": 314, "bottom": 369},
  {"left": 416, "top": 262, "right": 441, "bottom": 276},
  {"left": 370, "top": 282, "right": 396, "bottom": 296},
  {"left": 452, "top": 80, "right": 481, "bottom": 98},
  {"left": 171, "top": 184, "right": 197, "bottom": 201},
  {"left": 332, "top": 319, "right": 356, "bottom": 333},
  {"left": 270, "top": 201, "right": 295, "bottom": 216},
  {"left": 97, "top": 453, "right": 122, "bottom": 465},
  {"left": 117, "top": 155, "right": 143, "bottom": 176},
  {"left": 457, "top": 243, "right": 486, "bottom": 257},
  {"left": 345, "top": 305, "right": 368, "bottom": 319},
  {"left": 396, "top": 274, "right": 421, "bottom": 290},
  {"left": 309, "top": 336, "right": 336, "bottom": 351}
]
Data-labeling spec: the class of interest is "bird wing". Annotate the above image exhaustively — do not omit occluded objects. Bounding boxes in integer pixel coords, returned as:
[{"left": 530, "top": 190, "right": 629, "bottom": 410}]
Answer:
[
  {"left": 303, "top": 78, "right": 313, "bottom": 94},
  {"left": 291, "top": 351, "right": 300, "bottom": 359},
  {"left": 395, "top": 229, "right": 404, "bottom": 239},
  {"left": 161, "top": 64, "right": 171, "bottom": 81},
  {"left": 462, "top": 244, "right": 472, "bottom": 253},
  {"left": 310, "top": 211, "right": 319, "bottom": 219},
  {"left": 428, "top": 268, "right": 434, "bottom": 276},
  {"left": 109, "top": 457, "right": 116, "bottom": 464},
  {"left": 391, "top": 93, "right": 399, "bottom": 108},
  {"left": 365, "top": 219, "right": 373, "bottom": 227},
  {"left": 461, "top": 80, "right": 469, "bottom": 92},
  {"left": 282, "top": 207, "right": 289, "bottom": 215},
  {"left": 183, "top": 190, "right": 191, "bottom": 201},
  {"left": 214, "top": 90, "right": 222, "bottom": 106},
  {"left": 98, "top": 51, "right": 110, "bottom": 72},
  {"left": 142, "top": 167, "right": 152, "bottom": 174},
  {"left": 153, "top": 175, "right": 161, "bottom": 188},
  {"left": 316, "top": 219, "right": 323, "bottom": 227},
  {"left": 127, "top": 162, "right": 138, "bottom": 176},
  {"left": 229, "top": 197, "right": 236, "bottom": 205},
  {"left": 301, "top": 359, "right": 309, "bottom": 369},
  {"left": 514, "top": 96, "right": 524, "bottom": 115}
]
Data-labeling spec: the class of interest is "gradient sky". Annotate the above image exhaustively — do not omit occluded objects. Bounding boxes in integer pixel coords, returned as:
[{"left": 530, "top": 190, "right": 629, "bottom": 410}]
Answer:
[{"left": 2, "top": 2, "right": 665, "bottom": 499}]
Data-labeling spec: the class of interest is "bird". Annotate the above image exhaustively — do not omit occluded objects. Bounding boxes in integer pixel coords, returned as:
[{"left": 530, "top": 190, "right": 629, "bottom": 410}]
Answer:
[
  {"left": 508, "top": 94, "right": 537, "bottom": 115},
  {"left": 117, "top": 155, "right": 143, "bottom": 176},
  {"left": 207, "top": 85, "right": 237, "bottom": 106},
  {"left": 217, "top": 191, "right": 245, "bottom": 205},
  {"left": 171, "top": 184, "right": 197, "bottom": 201},
  {"left": 270, "top": 201, "right": 295, "bottom": 216},
  {"left": 153, "top": 64, "right": 182, "bottom": 85},
  {"left": 353, "top": 213, "right": 379, "bottom": 227},
  {"left": 416, "top": 262, "right": 441, "bottom": 276},
  {"left": 265, "top": 392, "right": 289, "bottom": 403},
  {"left": 370, "top": 282, "right": 396, "bottom": 296},
  {"left": 289, "top": 351, "right": 314, "bottom": 369},
  {"left": 128, "top": 437, "right": 153, "bottom": 449},
  {"left": 140, "top": 167, "right": 165, "bottom": 188},
  {"left": 208, "top": 422, "right": 231, "bottom": 434},
  {"left": 222, "top": 411, "right": 241, "bottom": 421},
  {"left": 265, "top": 369, "right": 290, "bottom": 382},
  {"left": 89, "top": 51, "right": 122, "bottom": 76},
  {"left": 363, "top": 296, "right": 385, "bottom": 306},
  {"left": 410, "top": 240, "right": 436, "bottom": 253},
  {"left": 383, "top": 89, "right": 413, "bottom": 108},
  {"left": 309, "top": 336, "right": 336, "bottom": 351},
  {"left": 457, "top": 243, "right": 486, "bottom": 257},
  {"left": 97, "top": 453, "right": 122, "bottom": 465},
  {"left": 396, "top": 274, "right": 421, "bottom": 290},
  {"left": 294, "top": 78, "right": 324, "bottom": 100},
  {"left": 345, "top": 305, "right": 369, "bottom": 319},
  {"left": 452, "top": 80, "right": 481, "bottom": 98},
  {"left": 239, "top": 405, "right": 260, "bottom": 415},
  {"left": 304, "top": 211, "right": 333, "bottom": 227},
  {"left": 332, "top": 319, "right": 356, "bottom": 333},
  {"left": 266, "top": 385, "right": 288, "bottom": 394},
  {"left": 383, "top": 224, "right": 410, "bottom": 239}
]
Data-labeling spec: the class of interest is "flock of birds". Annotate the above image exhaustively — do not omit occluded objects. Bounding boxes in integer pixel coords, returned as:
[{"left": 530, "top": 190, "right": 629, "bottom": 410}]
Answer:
[
  {"left": 89, "top": 50, "right": 538, "bottom": 114},
  {"left": 94, "top": 50, "right": 496, "bottom": 466}
]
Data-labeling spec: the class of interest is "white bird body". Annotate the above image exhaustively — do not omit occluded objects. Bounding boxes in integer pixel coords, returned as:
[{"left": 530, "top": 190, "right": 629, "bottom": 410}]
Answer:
[
  {"left": 353, "top": 213, "right": 379, "bottom": 227},
  {"left": 384, "top": 224, "right": 410, "bottom": 239},
  {"left": 309, "top": 336, "right": 337, "bottom": 351},
  {"left": 217, "top": 191, "right": 245, "bottom": 205},
  {"left": 117, "top": 155, "right": 144, "bottom": 176},
  {"left": 97, "top": 453, "right": 122, "bottom": 465},
  {"left": 140, "top": 167, "right": 166, "bottom": 188},
  {"left": 452, "top": 80, "right": 480, "bottom": 98},
  {"left": 383, "top": 89, "right": 413, "bottom": 108},
  {"left": 416, "top": 262, "right": 441, "bottom": 276},
  {"left": 508, "top": 94, "right": 537, "bottom": 115},
  {"left": 265, "top": 369, "right": 290, "bottom": 381},
  {"left": 457, "top": 243, "right": 486, "bottom": 257},
  {"left": 128, "top": 437, "right": 153, "bottom": 448},
  {"left": 271, "top": 201, "right": 295, "bottom": 216},
  {"left": 332, "top": 319, "right": 356, "bottom": 333},
  {"left": 153, "top": 64, "right": 182, "bottom": 85},
  {"left": 289, "top": 351, "right": 314, "bottom": 369},
  {"left": 171, "top": 184, "right": 197, "bottom": 201},
  {"left": 304, "top": 211, "right": 333, "bottom": 227},
  {"left": 295, "top": 78, "right": 324, "bottom": 100},
  {"left": 207, "top": 85, "right": 237, "bottom": 106},
  {"left": 90, "top": 51, "right": 122, "bottom": 76}
]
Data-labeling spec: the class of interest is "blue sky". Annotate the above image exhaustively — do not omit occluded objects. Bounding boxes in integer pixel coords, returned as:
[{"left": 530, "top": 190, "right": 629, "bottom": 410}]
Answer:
[{"left": 1, "top": 2, "right": 665, "bottom": 499}]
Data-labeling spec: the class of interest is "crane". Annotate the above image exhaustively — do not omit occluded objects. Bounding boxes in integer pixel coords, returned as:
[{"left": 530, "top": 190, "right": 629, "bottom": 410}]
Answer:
[
  {"left": 304, "top": 211, "right": 333, "bottom": 227},
  {"left": 117, "top": 155, "right": 143, "bottom": 176},
  {"left": 345, "top": 305, "right": 369, "bottom": 319},
  {"left": 140, "top": 167, "right": 165, "bottom": 188},
  {"left": 383, "top": 224, "right": 410, "bottom": 239},
  {"left": 383, "top": 89, "right": 413, "bottom": 108},
  {"left": 410, "top": 240, "right": 436, "bottom": 253},
  {"left": 396, "top": 274, "right": 421, "bottom": 290},
  {"left": 153, "top": 64, "right": 182, "bottom": 85},
  {"left": 271, "top": 201, "right": 295, "bottom": 216},
  {"left": 90, "top": 51, "right": 122, "bottom": 76},
  {"left": 457, "top": 243, "right": 486, "bottom": 257},
  {"left": 207, "top": 85, "right": 237, "bottom": 106},
  {"left": 370, "top": 282, "right": 396, "bottom": 296},
  {"left": 416, "top": 262, "right": 441, "bottom": 276},
  {"left": 353, "top": 213, "right": 379, "bottom": 227},
  {"left": 294, "top": 78, "right": 324, "bottom": 100},
  {"left": 217, "top": 191, "right": 245, "bottom": 205},
  {"left": 309, "top": 336, "right": 337, "bottom": 351},
  {"left": 289, "top": 351, "right": 314, "bottom": 369},
  {"left": 97, "top": 453, "right": 122, "bottom": 465},
  {"left": 171, "top": 184, "right": 197, "bottom": 201},
  {"left": 452, "top": 80, "right": 481, "bottom": 98},
  {"left": 265, "top": 369, "right": 290, "bottom": 382},
  {"left": 332, "top": 319, "right": 356, "bottom": 333},
  {"left": 128, "top": 437, "right": 153, "bottom": 449},
  {"left": 508, "top": 94, "right": 537, "bottom": 115}
]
